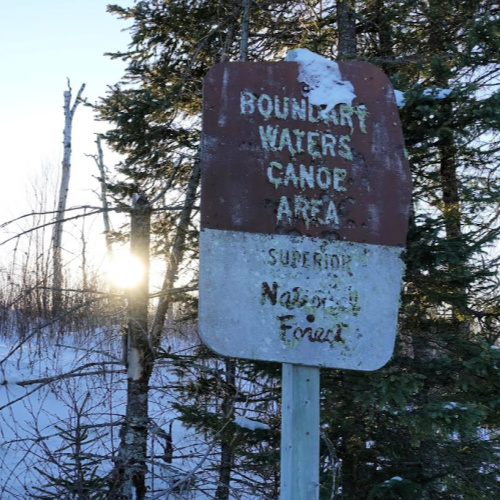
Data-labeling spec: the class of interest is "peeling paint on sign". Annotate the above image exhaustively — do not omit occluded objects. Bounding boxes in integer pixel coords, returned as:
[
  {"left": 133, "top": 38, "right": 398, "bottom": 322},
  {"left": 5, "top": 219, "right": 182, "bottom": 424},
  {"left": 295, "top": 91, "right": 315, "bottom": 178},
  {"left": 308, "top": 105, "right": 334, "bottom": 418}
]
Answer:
[
  {"left": 199, "top": 59, "right": 411, "bottom": 370},
  {"left": 201, "top": 61, "right": 410, "bottom": 244},
  {"left": 200, "top": 230, "right": 403, "bottom": 370}
]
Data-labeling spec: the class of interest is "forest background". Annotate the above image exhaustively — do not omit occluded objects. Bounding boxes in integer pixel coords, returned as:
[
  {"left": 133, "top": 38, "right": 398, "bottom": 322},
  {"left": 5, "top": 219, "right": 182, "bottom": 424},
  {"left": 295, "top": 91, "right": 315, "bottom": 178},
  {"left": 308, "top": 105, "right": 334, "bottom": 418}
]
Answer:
[{"left": 2, "top": 0, "right": 500, "bottom": 499}]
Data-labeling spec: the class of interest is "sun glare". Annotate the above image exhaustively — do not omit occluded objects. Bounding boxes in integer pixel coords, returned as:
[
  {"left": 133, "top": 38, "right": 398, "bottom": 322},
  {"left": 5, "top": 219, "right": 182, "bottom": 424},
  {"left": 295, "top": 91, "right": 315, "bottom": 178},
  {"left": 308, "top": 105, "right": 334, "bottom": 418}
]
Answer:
[{"left": 107, "top": 252, "right": 144, "bottom": 289}]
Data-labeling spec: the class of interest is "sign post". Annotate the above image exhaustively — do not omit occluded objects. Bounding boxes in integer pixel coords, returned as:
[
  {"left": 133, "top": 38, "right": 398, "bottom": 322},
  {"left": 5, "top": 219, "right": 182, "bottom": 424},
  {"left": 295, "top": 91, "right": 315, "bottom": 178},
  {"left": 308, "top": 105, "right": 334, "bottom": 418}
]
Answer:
[
  {"left": 281, "top": 363, "right": 320, "bottom": 498},
  {"left": 200, "top": 50, "right": 411, "bottom": 498}
]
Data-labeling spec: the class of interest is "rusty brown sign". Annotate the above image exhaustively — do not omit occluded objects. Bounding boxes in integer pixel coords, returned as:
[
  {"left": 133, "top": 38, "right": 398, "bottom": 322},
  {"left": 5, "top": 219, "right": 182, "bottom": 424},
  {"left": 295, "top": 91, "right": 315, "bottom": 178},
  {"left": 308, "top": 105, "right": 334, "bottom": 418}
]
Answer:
[
  {"left": 201, "top": 60, "right": 411, "bottom": 246},
  {"left": 199, "top": 56, "right": 411, "bottom": 370}
]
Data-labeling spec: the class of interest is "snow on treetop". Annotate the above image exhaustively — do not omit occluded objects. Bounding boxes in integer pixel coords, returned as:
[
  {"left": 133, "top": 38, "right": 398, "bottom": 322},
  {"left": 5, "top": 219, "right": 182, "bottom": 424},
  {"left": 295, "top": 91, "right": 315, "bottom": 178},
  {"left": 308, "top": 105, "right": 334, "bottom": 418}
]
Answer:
[
  {"left": 394, "top": 87, "right": 452, "bottom": 108},
  {"left": 234, "top": 415, "right": 270, "bottom": 431},
  {"left": 423, "top": 87, "right": 452, "bottom": 99},
  {"left": 394, "top": 90, "right": 406, "bottom": 107},
  {"left": 285, "top": 48, "right": 356, "bottom": 114}
]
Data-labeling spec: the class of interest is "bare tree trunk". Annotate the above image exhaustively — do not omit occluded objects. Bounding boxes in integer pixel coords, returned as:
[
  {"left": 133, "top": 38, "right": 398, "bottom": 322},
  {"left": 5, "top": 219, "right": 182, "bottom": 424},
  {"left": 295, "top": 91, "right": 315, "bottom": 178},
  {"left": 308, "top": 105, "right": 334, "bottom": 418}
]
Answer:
[
  {"left": 89, "top": 135, "right": 114, "bottom": 261},
  {"left": 215, "top": 359, "right": 236, "bottom": 500},
  {"left": 374, "top": 0, "right": 395, "bottom": 74},
  {"left": 336, "top": 0, "right": 357, "bottom": 59},
  {"left": 52, "top": 80, "right": 85, "bottom": 315},
  {"left": 112, "top": 157, "right": 198, "bottom": 497},
  {"left": 115, "top": 194, "right": 153, "bottom": 500},
  {"left": 150, "top": 158, "right": 201, "bottom": 349},
  {"left": 80, "top": 207, "right": 88, "bottom": 290},
  {"left": 239, "top": 0, "right": 251, "bottom": 62}
]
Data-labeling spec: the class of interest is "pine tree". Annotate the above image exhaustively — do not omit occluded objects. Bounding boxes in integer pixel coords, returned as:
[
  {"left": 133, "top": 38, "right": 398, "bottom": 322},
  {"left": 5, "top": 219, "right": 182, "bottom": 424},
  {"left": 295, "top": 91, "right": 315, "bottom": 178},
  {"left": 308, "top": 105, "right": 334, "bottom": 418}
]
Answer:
[
  {"left": 30, "top": 392, "right": 112, "bottom": 500},
  {"left": 97, "top": 1, "right": 500, "bottom": 498},
  {"left": 319, "top": 1, "right": 500, "bottom": 497}
]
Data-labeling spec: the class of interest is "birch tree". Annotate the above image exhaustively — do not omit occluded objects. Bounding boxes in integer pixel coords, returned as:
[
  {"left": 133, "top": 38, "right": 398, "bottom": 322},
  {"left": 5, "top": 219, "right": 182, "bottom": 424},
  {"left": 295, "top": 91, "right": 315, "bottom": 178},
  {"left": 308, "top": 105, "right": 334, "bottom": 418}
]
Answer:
[{"left": 52, "top": 80, "right": 86, "bottom": 316}]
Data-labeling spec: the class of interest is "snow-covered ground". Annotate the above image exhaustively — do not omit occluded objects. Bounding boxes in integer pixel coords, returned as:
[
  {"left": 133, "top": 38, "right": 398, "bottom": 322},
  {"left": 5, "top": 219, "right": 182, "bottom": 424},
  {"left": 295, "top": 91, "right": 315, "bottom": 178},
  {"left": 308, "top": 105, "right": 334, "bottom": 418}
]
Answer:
[
  {"left": 1, "top": 330, "right": 121, "bottom": 497},
  {"left": 0, "top": 327, "right": 269, "bottom": 499}
]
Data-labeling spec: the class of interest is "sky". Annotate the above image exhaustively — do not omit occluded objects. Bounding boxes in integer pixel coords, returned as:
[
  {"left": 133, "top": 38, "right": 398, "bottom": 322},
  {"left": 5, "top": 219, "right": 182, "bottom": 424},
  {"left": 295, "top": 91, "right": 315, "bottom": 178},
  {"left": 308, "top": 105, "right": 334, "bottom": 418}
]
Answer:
[{"left": 0, "top": 0, "right": 135, "bottom": 246}]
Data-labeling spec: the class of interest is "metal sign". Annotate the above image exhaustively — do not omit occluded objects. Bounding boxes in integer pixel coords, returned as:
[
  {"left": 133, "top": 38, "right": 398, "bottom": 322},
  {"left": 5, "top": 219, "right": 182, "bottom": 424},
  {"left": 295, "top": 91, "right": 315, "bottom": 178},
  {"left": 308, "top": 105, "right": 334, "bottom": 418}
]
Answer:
[{"left": 199, "top": 57, "right": 411, "bottom": 370}]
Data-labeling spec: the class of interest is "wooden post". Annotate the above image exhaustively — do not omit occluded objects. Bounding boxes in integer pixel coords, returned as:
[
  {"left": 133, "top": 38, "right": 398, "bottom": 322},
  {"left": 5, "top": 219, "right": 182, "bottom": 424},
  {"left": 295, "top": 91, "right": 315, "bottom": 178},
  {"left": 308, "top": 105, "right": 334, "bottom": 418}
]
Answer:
[{"left": 280, "top": 363, "right": 320, "bottom": 499}]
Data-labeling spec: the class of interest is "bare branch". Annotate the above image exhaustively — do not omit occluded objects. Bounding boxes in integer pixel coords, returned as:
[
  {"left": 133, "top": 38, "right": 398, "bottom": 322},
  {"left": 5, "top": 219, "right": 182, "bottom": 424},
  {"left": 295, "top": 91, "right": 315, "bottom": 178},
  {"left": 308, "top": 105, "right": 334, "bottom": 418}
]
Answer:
[
  {"left": 0, "top": 298, "right": 103, "bottom": 368},
  {"left": 11, "top": 362, "right": 124, "bottom": 387}
]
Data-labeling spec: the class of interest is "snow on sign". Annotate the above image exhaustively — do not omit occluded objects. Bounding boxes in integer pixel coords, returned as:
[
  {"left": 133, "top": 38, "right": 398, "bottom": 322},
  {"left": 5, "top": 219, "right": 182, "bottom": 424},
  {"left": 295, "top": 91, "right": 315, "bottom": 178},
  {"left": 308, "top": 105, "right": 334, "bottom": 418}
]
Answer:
[{"left": 199, "top": 50, "right": 411, "bottom": 370}]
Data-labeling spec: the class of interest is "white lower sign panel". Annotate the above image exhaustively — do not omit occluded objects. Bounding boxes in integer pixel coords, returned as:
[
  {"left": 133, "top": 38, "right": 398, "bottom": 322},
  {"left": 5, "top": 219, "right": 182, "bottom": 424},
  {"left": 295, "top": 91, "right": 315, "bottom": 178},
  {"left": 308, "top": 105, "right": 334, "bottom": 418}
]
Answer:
[{"left": 199, "top": 228, "right": 405, "bottom": 370}]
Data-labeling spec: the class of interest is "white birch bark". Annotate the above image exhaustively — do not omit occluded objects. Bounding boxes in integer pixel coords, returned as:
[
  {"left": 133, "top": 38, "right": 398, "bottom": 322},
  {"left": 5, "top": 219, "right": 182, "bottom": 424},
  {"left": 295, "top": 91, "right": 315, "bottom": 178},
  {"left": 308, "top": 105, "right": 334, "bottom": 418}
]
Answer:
[{"left": 52, "top": 80, "right": 86, "bottom": 315}]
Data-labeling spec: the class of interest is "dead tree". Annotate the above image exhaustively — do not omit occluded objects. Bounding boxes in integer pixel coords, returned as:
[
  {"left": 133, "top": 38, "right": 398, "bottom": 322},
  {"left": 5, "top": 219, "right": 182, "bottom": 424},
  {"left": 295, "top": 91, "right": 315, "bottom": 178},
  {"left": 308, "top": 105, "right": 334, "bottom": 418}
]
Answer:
[
  {"left": 87, "top": 135, "right": 114, "bottom": 261},
  {"left": 111, "top": 155, "right": 200, "bottom": 498},
  {"left": 52, "top": 80, "right": 85, "bottom": 316},
  {"left": 114, "top": 193, "right": 153, "bottom": 500}
]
